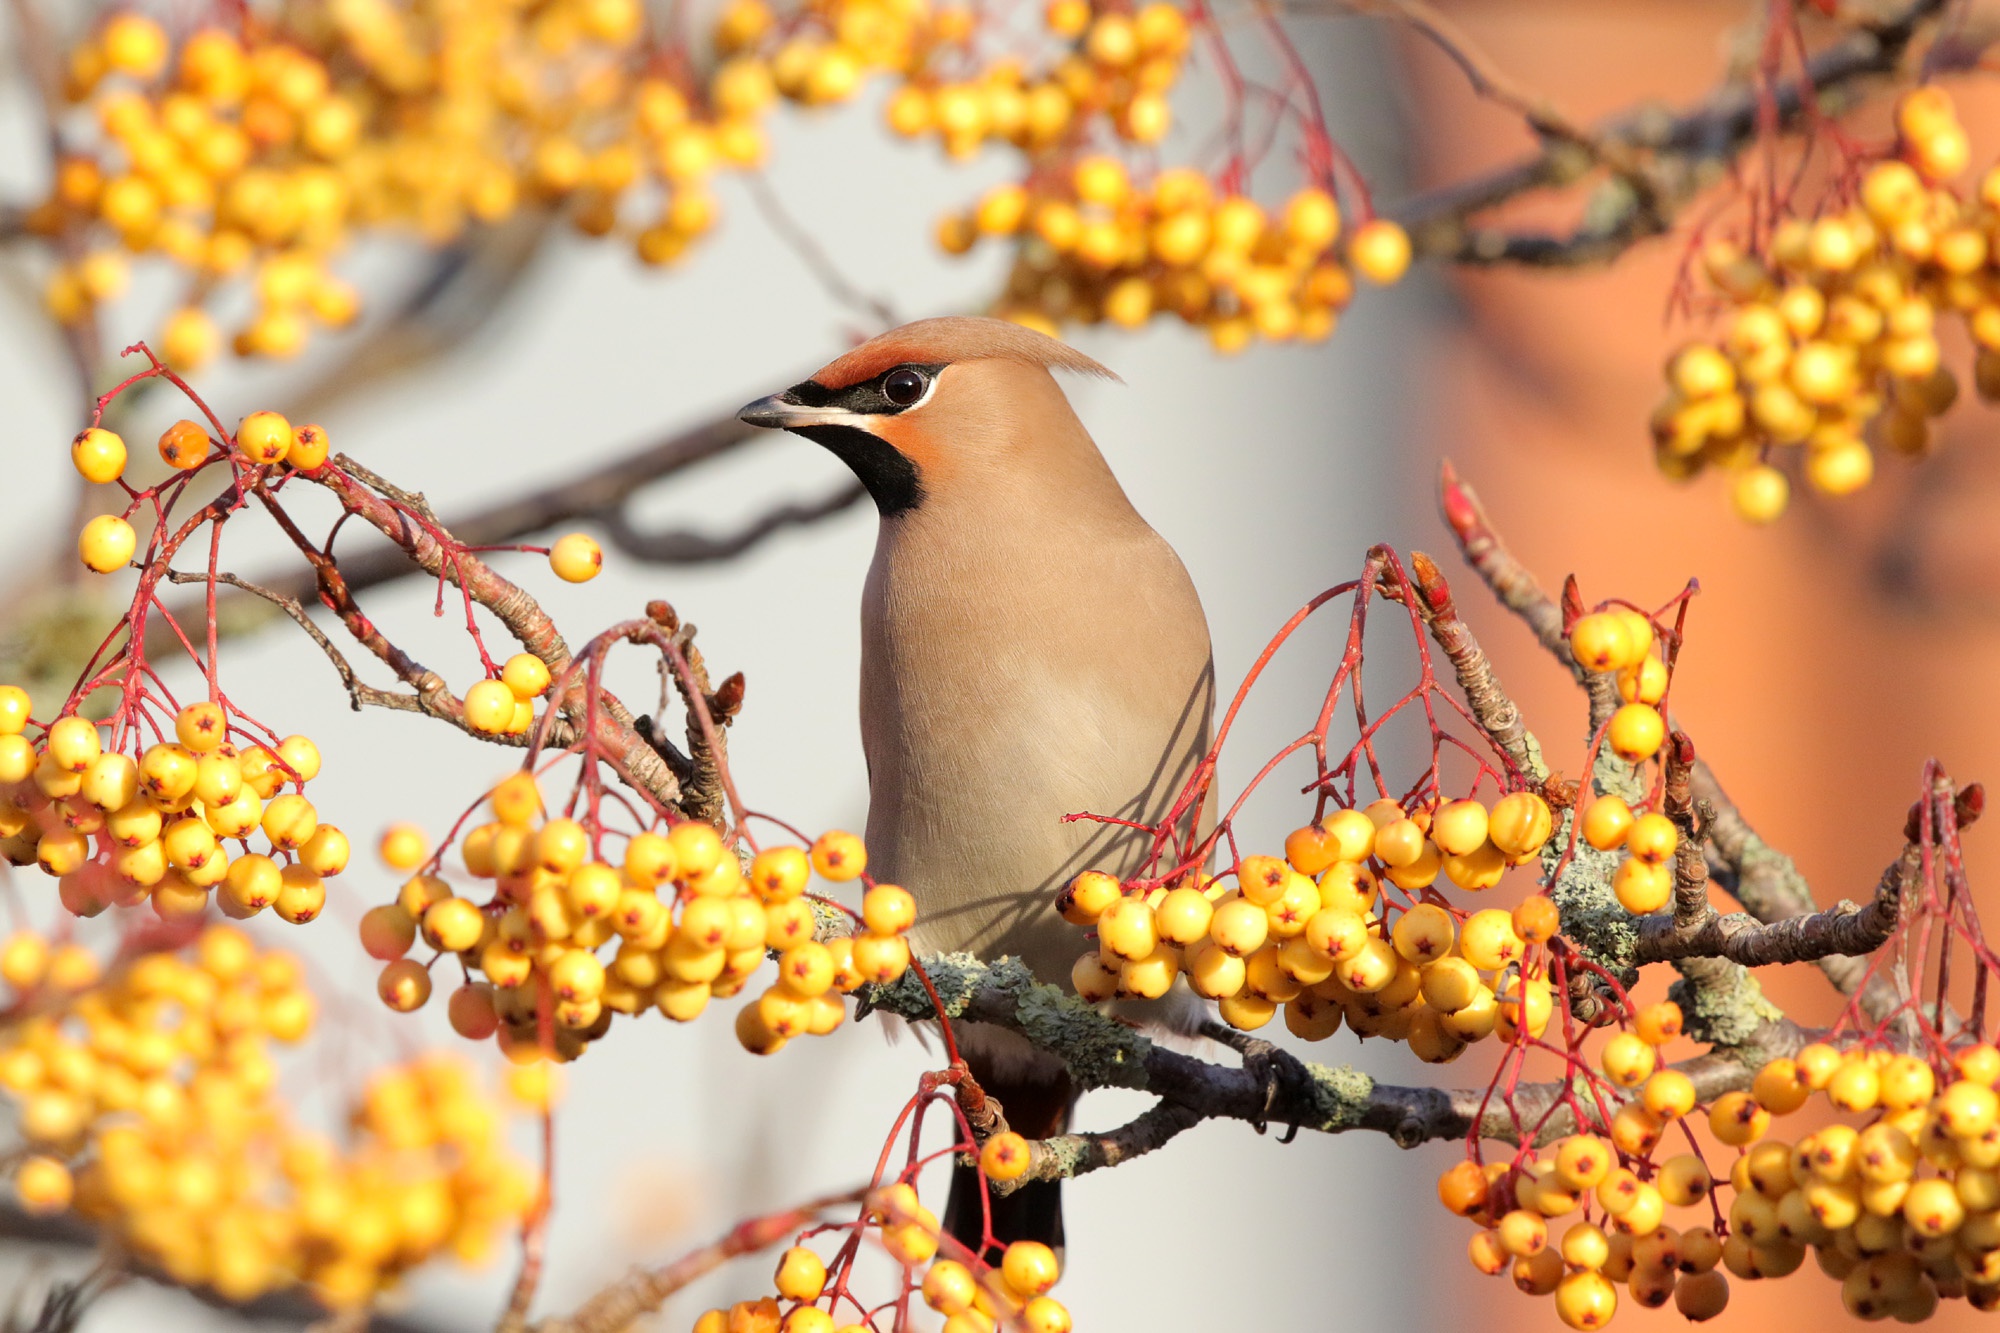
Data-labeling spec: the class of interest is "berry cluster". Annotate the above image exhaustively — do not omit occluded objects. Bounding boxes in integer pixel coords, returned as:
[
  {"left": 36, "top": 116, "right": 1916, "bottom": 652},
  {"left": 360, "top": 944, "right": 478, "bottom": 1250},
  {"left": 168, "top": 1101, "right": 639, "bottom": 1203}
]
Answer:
[
  {"left": 37, "top": 3, "right": 1398, "bottom": 362},
  {"left": 0, "top": 685, "right": 342, "bottom": 925},
  {"left": 73, "top": 412, "right": 328, "bottom": 574},
  {"left": 1655, "top": 88, "right": 2000, "bottom": 523},
  {"left": 1442, "top": 1004, "right": 1727, "bottom": 1330},
  {"left": 695, "top": 1186, "right": 1072, "bottom": 1333},
  {"left": 1564, "top": 608, "right": 1681, "bottom": 910},
  {"left": 363, "top": 777, "right": 912, "bottom": 1062},
  {"left": 1728, "top": 1042, "right": 2000, "bottom": 1319},
  {"left": 0, "top": 924, "right": 531, "bottom": 1308},
  {"left": 948, "top": 161, "right": 1410, "bottom": 349},
  {"left": 1061, "top": 787, "right": 1557, "bottom": 1057},
  {"left": 1449, "top": 1036, "right": 2000, "bottom": 1327}
]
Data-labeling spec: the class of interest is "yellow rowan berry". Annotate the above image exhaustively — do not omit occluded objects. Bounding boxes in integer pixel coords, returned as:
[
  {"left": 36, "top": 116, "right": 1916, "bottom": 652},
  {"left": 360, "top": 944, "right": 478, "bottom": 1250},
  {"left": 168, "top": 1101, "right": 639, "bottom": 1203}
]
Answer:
[
  {"left": 231, "top": 410, "right": 290, "bottom": 465},
  {"left": 912, "top": 1271, "right": 978, "bottom": 1330},
  {"left": 1569, "top": 613, "right": 1637, "bottom": 673},
  {"left": 1554, "top": 1270, "right": 1616, "bottom": 1330},
  {"left": 14, "top": 1156, "right": 72, "bottom": 1215},
  {"left": 71, "top": 427, "right": 127, "bottom": 485},
  {"left": 1071, "top": 950, "right": 1119, "bottom": 1001},
  {"left": 371, "top": 824, "right": 426, "bottom": 873},
  {"left": 1486, "top": 792, "right": 1553, "bottom": 860},
  {"left": 1497, "top": 1208, "right": 1549, "bottom": 1257},
  {"left": 862, "top": 883, "right": 915, "bottom": 934},
  {"left": 463, "top": 679, "right": 515, "bottom": 735},
  {"left": 1581, "top": 797, "right": 1633, "bottom": 850},
  {"left": 1001, "top": 1239, "right": 1059, "bottom": 1297},
  {"left": 1096, "top": 897, "right": 1156, "bottom": 961},
  {"left": 1807, "top": 438, "right": 1873, "bottom": 496},
  {"left": 260, "top": 792, "right": 317, "bottom": 851},
  {"left": 1458, "top": 909, "right": 1524, "bottom": 970},
  {"left": 1391, "top": 902, "right": 1454, "bottom": 964},
  {"left": 1349, "top": 219, "right": 1410, "bottom": 284},
  {"left": 79, "top": 514, "right": 137, "bottom": 573},
  {"left": 1613, "top": 858, "right": 1671, "bottom": 914},
  {"left": 1602, "top": 1032, "right": 1657, "bottom": 1087},
  {"left": 772, "top": 1246, "right": 826, "bottom": 1302},
  {"left": 1622, "top": 814, "right": 1675, "bottom": 867},
  {"left": 1207, "top": 897, "right": 1268, "bottom": 957},
  {"left": 1939, "top": 1079, "right": 2000, "bottom": 1138},
  {"left": 1512, "top": 895, "right": 1559, "bottom": 945},
  {"left": 1708, "top": 1090, "right": 1769, "bottom": 1146},
  {"left": 1426, "top": 799, "right": 1486, "bottom": 857},
  {"left": 497, "top": 654, "right": 552, "bottom": 701},
  {"left": 1903, "top": 1177, "right": 1964, "bottom": 1238},
  {"left": 548, "top": 533, "right": 603, "bottom": 582},
  {"left": 1641, "top": 1068, "right": 1696, "bottom": 1119},
  {"left": 377, "top": 958, "right": 432, "bottom": 1012},
  {"left": 1878, "top": 1054, "right": 1935, "bottom": 1111},
  {"left": 980, "top": 1132, "right": 1031, "bottom": 1183},
  {"left": 850, "top": 932, "right": 910, "bottom": 984},
  {"left": 1607, "top": 703, "right": 1665, "bottom": 763},
  {"left": 1828, "top": 1057, "right": 1881, "bottom": 1113},
  {"left": 1149, "top": 884, "right": 1211, "bottom": 945},
  {"left": 809, "top": 829, "right": 864, "bottom": 881}
]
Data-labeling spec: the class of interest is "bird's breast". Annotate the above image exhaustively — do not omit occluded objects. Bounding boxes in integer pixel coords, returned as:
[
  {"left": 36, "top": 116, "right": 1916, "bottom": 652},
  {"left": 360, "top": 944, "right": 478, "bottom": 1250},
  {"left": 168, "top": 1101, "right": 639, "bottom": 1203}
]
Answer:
[{"left": 857, "top": 510, "right": 1213, "bottom": 982}]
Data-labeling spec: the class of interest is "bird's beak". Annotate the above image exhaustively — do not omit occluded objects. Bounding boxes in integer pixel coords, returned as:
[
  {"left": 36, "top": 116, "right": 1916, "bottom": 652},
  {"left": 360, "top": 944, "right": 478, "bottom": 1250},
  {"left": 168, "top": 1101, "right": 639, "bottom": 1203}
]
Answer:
[{"left": 737, "top": 392, "right": 864, "bottom": 430}]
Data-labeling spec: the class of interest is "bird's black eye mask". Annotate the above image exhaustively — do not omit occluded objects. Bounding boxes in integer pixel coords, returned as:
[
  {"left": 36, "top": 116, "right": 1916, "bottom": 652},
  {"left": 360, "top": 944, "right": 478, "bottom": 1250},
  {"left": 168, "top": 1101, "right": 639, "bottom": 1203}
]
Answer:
[{"left": 782, "top": 362, "right": 947, "bottom": 416}]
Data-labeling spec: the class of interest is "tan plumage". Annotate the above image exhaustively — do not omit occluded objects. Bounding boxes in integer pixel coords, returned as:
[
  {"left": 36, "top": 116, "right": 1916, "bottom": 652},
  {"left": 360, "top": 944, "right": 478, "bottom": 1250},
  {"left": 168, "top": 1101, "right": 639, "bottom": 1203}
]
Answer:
[{"left": 741, "top": 316, "right": 1214, "bottom": 1254}]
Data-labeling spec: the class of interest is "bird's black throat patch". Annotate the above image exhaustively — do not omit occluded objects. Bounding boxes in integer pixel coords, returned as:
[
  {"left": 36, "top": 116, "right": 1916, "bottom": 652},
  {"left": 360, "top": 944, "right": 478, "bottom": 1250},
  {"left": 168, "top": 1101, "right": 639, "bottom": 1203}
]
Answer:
[{"left": 791, "top": 424, "right": 924, "bottom": 516}]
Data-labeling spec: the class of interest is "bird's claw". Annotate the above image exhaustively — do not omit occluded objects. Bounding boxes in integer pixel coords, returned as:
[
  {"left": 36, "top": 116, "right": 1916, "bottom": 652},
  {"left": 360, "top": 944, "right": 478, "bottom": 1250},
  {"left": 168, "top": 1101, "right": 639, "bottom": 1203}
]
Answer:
[{"left": 1200, "top": 1020, "right": 1308, "bottom": 1140}]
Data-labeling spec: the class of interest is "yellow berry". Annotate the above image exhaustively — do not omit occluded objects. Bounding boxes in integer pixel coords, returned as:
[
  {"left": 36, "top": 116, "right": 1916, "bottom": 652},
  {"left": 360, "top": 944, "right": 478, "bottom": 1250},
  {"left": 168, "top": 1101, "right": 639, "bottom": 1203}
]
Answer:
[
  {"left": 1349, "top": 219, "right": 1410, "bottom": 284},
  {"left": 1606, "top": 703, "right": 1665, "bottom": 764},
  {"left": 71, "top": 428, "right": 127, "bottom": 484},
  {"left": 810, "top": 829, "right": 865, "bottom": 881},
  {"left": 79, "top": 515, "right": 136, "bottom": 573},
  {"left": 981, "top": 1132, "right": 1031, "bottom": 1182},
  {"left": 549, "top": 533, "right": 603, "bottom": 582}
]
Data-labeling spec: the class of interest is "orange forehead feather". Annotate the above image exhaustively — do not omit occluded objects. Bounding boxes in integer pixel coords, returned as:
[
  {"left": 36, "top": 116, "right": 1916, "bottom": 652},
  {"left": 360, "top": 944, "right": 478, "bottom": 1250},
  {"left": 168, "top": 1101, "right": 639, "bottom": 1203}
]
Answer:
[{"left": 807, "top": 316, "right": 1120, "bottom": 391}]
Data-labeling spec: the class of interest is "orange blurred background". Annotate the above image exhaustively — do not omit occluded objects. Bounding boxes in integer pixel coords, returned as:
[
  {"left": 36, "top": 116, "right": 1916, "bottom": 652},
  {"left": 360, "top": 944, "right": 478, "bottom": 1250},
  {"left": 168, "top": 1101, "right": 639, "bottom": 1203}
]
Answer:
[{"left": 1401, "top": 3, "right": 2000, "bottom": 1326}]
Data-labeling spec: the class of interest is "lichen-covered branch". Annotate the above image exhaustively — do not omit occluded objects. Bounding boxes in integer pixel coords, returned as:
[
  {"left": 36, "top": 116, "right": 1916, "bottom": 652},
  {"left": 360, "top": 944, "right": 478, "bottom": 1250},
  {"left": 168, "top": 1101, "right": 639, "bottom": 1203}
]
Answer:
[
  {"left": 863, "top": 954, "right": 1789, "bottom": 1152},
  {"left": 1407, "top": 550, "right": 1547, "bottom": 782},
  {"left": 1002, "top": 1098, "right": 1207, "bottom": 1193}
]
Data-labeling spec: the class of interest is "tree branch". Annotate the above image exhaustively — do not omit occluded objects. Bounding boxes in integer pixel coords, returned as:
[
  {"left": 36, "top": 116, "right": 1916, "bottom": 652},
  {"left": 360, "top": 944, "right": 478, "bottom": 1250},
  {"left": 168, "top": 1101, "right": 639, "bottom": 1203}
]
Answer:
[
  {"left": 1635, "top": 844, "right": 1914, "bottom": 967},
  {"left": 863, "top": 954, "right": 1792, "bottom": 1152},
  {"left": 1386, "top": 0, "right": 1950, "bottom": 265}
]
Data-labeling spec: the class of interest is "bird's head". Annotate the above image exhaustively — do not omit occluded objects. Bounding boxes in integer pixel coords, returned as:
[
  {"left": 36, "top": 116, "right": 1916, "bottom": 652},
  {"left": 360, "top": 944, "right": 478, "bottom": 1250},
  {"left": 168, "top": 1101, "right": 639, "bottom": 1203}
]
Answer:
[{"left": 737, "top": 316, "right": 1118, "bottom": 517}]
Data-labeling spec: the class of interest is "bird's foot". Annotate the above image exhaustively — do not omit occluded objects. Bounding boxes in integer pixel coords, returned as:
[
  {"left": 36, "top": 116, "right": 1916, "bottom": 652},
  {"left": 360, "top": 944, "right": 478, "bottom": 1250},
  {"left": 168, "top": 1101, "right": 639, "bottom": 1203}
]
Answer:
[{"left": 1199, "top": 1020, "right": 1309, "bottom": 1141}]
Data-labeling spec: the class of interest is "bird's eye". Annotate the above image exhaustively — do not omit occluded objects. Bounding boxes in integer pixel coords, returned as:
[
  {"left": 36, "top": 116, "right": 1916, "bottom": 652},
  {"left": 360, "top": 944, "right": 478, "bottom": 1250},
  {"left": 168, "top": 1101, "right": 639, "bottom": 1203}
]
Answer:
[{"left": 882, "top": 367, "right": 929, "bottom": 406}]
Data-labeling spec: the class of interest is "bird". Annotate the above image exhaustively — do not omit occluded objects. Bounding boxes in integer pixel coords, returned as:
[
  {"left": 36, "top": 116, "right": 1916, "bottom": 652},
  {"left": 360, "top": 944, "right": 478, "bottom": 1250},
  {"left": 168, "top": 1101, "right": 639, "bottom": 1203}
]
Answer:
[{"left": 739, "top": 315, "right": 1215, "bottom": 1260}]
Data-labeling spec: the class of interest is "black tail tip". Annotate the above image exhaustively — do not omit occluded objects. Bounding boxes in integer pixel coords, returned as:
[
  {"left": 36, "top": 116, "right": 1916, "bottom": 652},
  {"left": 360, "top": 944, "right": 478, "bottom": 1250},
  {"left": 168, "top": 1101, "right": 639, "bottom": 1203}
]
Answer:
[{"left": 943, "top": 1157, "right": 1065, "bottom": 1264}]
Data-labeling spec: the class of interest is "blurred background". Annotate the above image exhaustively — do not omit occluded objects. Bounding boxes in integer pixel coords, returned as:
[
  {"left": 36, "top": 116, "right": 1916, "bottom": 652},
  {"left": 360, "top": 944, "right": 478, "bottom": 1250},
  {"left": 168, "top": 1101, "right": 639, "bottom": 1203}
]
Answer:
[{"left": 0, "top": 0, "right": 1996, "bottom": 1330}]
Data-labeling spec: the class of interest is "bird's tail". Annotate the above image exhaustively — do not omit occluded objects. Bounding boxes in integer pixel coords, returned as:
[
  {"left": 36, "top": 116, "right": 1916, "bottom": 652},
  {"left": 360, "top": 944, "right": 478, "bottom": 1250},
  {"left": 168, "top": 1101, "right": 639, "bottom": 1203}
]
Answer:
[{"left": 942, "top": 1064, "right": 1074, "bottom": 1264}]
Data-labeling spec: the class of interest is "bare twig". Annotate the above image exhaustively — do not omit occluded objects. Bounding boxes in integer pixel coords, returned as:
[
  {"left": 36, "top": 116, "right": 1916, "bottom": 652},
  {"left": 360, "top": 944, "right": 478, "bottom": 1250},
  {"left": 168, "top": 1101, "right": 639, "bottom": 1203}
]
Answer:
[
  {"left": 1436, "top": 461, "right": 1620, "bottom": 727},
  {"left": 603, "top": 480, "right": 866, "bottom": 563},
  {"left": 526, "top": 1190, "right": 864, "bottom": 1333},
  {"left": 1406, "top": 549, "right": 1546, "bottom": 782}
]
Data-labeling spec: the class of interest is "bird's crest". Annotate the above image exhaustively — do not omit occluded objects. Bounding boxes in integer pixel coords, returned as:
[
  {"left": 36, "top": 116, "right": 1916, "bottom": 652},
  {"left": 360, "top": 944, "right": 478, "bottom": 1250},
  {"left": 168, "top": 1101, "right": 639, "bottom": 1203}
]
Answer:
[{"left": 808, "top": 316, "right": 1120, "bottom": 392}]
